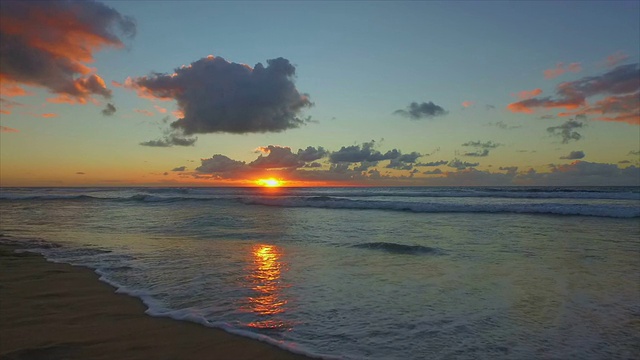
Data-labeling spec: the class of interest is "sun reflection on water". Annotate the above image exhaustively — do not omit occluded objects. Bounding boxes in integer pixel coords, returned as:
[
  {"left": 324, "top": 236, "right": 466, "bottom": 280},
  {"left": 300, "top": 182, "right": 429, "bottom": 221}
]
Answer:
[{"left": 243, "top": 244, "right": 291, "bottom": 330}]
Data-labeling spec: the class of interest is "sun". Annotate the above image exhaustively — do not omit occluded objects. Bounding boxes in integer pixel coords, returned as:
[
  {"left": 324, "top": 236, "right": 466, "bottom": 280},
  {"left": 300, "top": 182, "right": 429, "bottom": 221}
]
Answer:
[{"left": 256, "top": 178, "right": 282, "bottom": 187}]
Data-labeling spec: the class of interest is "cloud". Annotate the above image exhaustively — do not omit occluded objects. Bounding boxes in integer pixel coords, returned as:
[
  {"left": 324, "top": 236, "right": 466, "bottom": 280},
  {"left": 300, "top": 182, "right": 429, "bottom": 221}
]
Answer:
[
  {"left": 461, "top": 140, "right": 501, "bottom": 157},
  {"left": 171, "top": 166, "right": 187, "bottom": 172},
  {"left": 41, "top": 113, "right": 58, "bottom": 118},
  {"left": 499, "top": 166, "right": 518, "bottom": 175},
  {"left": 417, "top": 160, "right": 448, "bottom": 167},
  {"left": 485, "top": 104, "right": 496, "bottom": 110},
  {"left": 124, "top": 55, "right": 312, "bottom": 134},
  {"left": 547, "top": 119, "right": 584, "bottom": 143},
  {"left": 0, "top": 126, "right": 19, "bottom": 133},
  {"left": 604, "top": 51, "right": 629, "bottom": 68},
  {"left": 543, "top": 62, "right": 582, "bottom": 79},
  {"left": 196, "top": 155, "right": 247, "bottom": 174},
  {"left": 462, "top": 101, "right": 475, "bottom": 108},
  {"left": 250, "top": 145, "right": 305, "bottom": 169},
  {"left": 462, "top": 149, "right": 490, "bottom": 157},
  {"left": 0, "top": 1, "right": 135, "bottom": 103},
  {"left": 394, "top": 101, "right": 447, "bottom": 119},
  {"left": 140, "top": 133, "right": 197, "bottom": 147},
  {"left": 513, "top": 88, "right": 543, "bottom": 100},
  {"left": 629, "top": 150, "right": 640, "bottom": 156},
  {"left": 488, "top": 121, "right": 521, "bottom": 130},
  {"left": 296, "top": 146, "right": 328, "bottom": 162},
  {"left": 447, "top": 158, "right": 479, "bottom": 170},
  {"left": 423, "top": 169, "right": 442, "bottom": 175},
  {"left": 560, "top": 150, "right": 585, "bottom": 160},
  {"left": 102, "top": 103, "right": 116, "bottom": 116},
  {"left": 135, "top": 109, "right": 154, "bottom": 116},
  {"left": 462, "top": 141, "right": 501, "bottom": 149},
  {"left": 329, "top": 140, "right": 400, "bottom": 163},
  {"left": 75, "top": 172, "right": 85, "bottom": 175},
  {"left": 508, "top": 64, "right": 640, "bottom": 124}
]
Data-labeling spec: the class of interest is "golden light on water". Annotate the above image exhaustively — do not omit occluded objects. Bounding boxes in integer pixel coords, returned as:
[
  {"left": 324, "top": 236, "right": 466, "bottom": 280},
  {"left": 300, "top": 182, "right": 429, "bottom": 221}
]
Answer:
[{"left": 243, "top": 244, "right": 291, "bottom": 329}]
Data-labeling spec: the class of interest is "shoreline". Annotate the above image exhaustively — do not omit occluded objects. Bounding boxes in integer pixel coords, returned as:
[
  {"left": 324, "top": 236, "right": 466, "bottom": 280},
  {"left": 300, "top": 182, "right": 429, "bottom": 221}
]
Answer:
[{"left": 0, "top": 245, "right": 316, "bottom": 360}]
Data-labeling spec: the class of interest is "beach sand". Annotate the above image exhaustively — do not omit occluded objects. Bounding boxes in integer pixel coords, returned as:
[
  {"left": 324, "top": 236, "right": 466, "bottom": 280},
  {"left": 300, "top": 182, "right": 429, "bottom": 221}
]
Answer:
[{"left": 0, "top": 245, "right": 313, "bottom": 360}]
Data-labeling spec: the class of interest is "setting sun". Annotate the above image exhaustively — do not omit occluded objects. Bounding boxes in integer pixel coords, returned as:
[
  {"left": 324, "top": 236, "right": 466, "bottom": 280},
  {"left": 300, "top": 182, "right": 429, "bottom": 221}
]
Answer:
[{"left": 256, "top": 178, "right": 282, "bottom": 187}]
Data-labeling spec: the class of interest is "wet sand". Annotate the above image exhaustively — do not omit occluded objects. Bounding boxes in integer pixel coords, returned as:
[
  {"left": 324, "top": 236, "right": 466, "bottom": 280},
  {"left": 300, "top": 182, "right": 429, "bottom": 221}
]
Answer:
[{"left": 0, "top": 245, "right": 313, "bottom": 360}]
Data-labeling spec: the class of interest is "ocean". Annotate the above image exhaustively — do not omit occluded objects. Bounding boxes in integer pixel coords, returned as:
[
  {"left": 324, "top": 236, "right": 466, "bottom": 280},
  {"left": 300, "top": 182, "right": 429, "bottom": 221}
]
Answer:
[{"left": 1, "top": 186, "right": 639, "bottom": 359}]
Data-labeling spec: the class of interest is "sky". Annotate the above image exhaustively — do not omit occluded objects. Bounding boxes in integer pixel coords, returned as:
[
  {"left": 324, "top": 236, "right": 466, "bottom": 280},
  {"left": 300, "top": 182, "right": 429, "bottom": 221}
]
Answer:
[{"left": 1, "top": 0, "right": 639, "bottom": 187}]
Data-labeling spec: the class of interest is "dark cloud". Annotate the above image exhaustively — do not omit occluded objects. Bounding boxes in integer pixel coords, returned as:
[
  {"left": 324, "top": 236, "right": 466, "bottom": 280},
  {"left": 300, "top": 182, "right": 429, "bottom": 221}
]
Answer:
[
  {"left": 462, "top": 141, "right": 501, "bottom": 149},
  {"left": 485, "top": 104, "right": 496, "bottom": 110},
  {"left": 499, "top": 166, "right": 518, "bottom": 175},
  {"left": 629, "top": 150, "right": 640, "bottom": 156},
  {"left": 125, "top": 56, "right": 312, "bottom": 134},
  {"left": 508, "top": 64, "right": 640, "bottom": 124},
  {"left": 560, "top": 151, "right": 585, "bottom": 160},
  {"left": 463, "top": 149, "right": 490, "bottom": 157},
  {"left": 547, "top": 120, "right": 584, "bottom": 144},
  {"left": 171, "top": 166, "right": 187, "bottom": 172},
  {"left": 101, "top": 103, "right": 116, "bottom": 116},
  {"left": 618, "top": 160, "right": 631, "bottom": 164},
  {"left": 394, "top": 101, "right": 447, "bottom": 119},
  {"left": 304, "top": 162, "right": 322, "bottom": 168},
  {"left": 329, "top": 141, "right": 400, "bottom": 163},
  {"left": 539, "top": 115, "right": 556, "bottom": 120},
  {"left": 140, "top": 133, "right": 197, "bottom": 147},
  {"left": 196, "top": 155, "right": 246, "bottom": 174},
  {"left": 0, "top": 1, "right": 135, "bottom": 103},
  {"left": 75, "top": 172, "right": 85, "bottom": 175},
  {"left": 423, "top": 169, "right": 443, "bottom": 175},
  {"left": 386, "top": 152, "right": 422, "bottom": 170},
  {"left": 447, "top": 158, "right": 479, "bottom": 170},
  {"left": 297, "top": 146, "right": 328, "bottom": 162},
  {"left": 417, "top": 160, "right": 448, "bottom": 167},
  {"left": 250, "top": 146, "right": 304, "bottom": 169}
]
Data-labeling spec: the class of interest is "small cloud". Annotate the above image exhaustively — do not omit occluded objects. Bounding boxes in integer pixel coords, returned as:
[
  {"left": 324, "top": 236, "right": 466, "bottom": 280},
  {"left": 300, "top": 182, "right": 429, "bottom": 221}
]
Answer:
[
  {"left": 543, "top": 62, "right": 582, "bottom": 79},
  {"left": 447, "top": 158, "right": 479, "bottom": 170},
  {"left": 0, "top": 126, "right": 19, "bottom": 133},
  {"left": 75, "top": 172, "right": 85, "bottom": 175},
  {"left": 171, "top": 166, "right": 187, "bottom": 172},
  {"left": 461, "top": 140, "right": 501, "bottom": 157},
  {"left": 154, "top": 105, "right": 167, "bottom": 114},
  {"left": 394, "top": 101, "right": 447, "bottom": 119},
  {"left": 102, "top": 103, "right": 117, "bottom": 116},
  {"left": 41, "top": 113, "right": 58, "bottom": 118},
  {"left": 423, "top": 168, "right": 443, "bottom": 175},
  {"left": 135, "top": 109, "right": 154, "bottom": 117},
  {"left": 618, "top": 160, "right": 631, "bottom": 164},
  {"left": 462, "top": 101, "right": 475, "bottom": 108},
  {"left": 140, "top": 133, "right": 197, "bottom": 147},
  {"left": 560, "top": 150, "right": 585, "bottom": 160},
  {"left": 604, "top": 51, "right": 629, "bottom": 68},
  {"left": 163, "top": 172, "right": 169, "bottom": 176},
  {"left": 417, "top": 160, "right": 448, "bottom": 167},
  {"left": 629, "top": 150, "right": 640, "bottom": 156},
  {"left": 462, "top": 149, "right": 490, "bottom": 157},
  {"left": 513, "top": 88, "right": 542, "bottom": 100},
  {"left": 485, "top": 104, "right": 496, "bottom": 110},
  {"left": 488, "top": 121, "right": 521, "bottom": 130},
  {"left": 547, "top": 120, "right": 584, "bottom": 144}
]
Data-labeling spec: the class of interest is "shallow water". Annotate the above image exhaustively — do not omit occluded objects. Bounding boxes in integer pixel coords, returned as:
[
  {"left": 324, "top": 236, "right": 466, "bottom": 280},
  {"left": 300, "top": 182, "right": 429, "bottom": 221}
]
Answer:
[{"left": 1, "top": 187, "right": 639, "bottom": 359}]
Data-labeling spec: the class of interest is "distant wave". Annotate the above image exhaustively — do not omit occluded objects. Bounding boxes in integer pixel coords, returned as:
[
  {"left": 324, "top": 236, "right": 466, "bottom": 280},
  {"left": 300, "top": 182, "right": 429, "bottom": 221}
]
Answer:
[
  {"left": 242, "top": 197, "right": 640, "bottom": 218},
  {"left": 351, "top": 242, "right": 439, "bottom": 255}
]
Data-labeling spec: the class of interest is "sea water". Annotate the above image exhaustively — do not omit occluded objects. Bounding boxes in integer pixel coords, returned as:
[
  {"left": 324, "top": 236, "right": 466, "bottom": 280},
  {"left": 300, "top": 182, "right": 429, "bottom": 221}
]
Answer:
[{"left": 1, "top": 187, "right": 639, "bottom": 359}]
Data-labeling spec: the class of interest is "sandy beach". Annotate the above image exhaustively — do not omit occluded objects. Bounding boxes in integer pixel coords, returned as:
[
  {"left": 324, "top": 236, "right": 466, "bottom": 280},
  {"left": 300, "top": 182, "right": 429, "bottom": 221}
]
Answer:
[{"left": 0, "top": 245, "right": 313, "bottom": 360}]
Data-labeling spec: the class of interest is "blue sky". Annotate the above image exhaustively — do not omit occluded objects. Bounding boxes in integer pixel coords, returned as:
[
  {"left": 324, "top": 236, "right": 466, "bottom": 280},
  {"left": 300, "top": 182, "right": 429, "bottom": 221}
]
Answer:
[{"left": 1, "top": 1, "right": 639, "bottom": 186}]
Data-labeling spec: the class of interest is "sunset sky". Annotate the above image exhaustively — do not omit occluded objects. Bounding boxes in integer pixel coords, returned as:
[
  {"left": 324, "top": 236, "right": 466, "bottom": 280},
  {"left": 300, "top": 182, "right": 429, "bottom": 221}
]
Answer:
[{"left": 1, "top": 0, "right": 639, "bottom": 187}]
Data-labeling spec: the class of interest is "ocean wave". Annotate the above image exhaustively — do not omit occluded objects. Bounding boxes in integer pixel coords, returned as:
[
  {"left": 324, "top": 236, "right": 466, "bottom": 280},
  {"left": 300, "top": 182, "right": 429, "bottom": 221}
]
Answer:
[
  {"left": 351, "top": 242, "right": 439, "bottom": 255},
  {"left": 242, "top": 197, "right": 640, "bottom": 218}
]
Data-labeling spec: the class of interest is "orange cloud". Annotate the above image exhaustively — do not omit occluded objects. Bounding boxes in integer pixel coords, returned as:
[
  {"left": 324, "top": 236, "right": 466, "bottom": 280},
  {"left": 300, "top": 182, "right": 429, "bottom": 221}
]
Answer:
[
  {"left": 41, "top": 113, "right": 58, "bottom": 118},
  {"left": 0, "top": 79, "right": 34, "bottom": 98},
  {"left": 462, "top": 101, "right": 475, "bottom": 108},
  {"left": 154, "top": 105, "right": 168, "bottom": 113},
  {"left": 543, "top": 62, "right": 582, "bottom": 79},
  {"left": 0, "top": 2, "right": 135, "bottom": 103},
  {"left": 0, "top": 126, "right": 19, "bottom": 133},
  {"left": 513, "top": 88, "right": 542, "bottom": 100}
]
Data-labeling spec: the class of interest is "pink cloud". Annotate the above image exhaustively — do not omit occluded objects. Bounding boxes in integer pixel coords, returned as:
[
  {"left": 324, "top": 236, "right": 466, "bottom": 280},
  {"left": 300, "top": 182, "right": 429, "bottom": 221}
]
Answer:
[
  {"left": 543, "top": 62, "right": 582, "bottom": 79},
  {"left": 0, "top": 126, "right": 19, "bottom": 133},
  {"left": 512, "top": 88, "right": 543, "bottom": 100},
  {"left": 462, "top": 101, "right": 475, "bottom": 108},
  {"left": 134, "top": 109, "right": 154, "bottom": 117},
  {"left": 154, "top": 105, "right": 167, "bottom": 113},
  {"left": 604, "top": 51, "right": 629, "bottom": 68}
]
